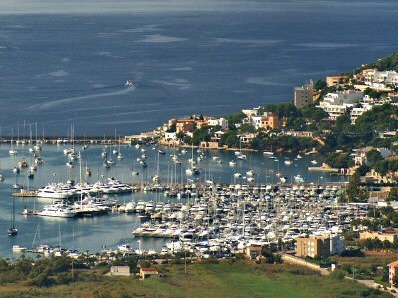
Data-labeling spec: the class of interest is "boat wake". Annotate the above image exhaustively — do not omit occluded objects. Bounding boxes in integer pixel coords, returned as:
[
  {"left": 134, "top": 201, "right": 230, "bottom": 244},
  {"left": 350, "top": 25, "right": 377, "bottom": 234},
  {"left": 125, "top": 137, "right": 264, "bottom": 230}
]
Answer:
[{"left": 25, "top": 85, "right": 136, "bottom": 111}]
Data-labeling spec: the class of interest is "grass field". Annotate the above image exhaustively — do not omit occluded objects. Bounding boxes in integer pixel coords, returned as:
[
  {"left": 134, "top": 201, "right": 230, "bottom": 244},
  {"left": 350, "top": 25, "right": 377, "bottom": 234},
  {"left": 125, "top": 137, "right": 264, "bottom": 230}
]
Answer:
[{"left": 0, "top": 260, "right": 391, "bottom": 298}]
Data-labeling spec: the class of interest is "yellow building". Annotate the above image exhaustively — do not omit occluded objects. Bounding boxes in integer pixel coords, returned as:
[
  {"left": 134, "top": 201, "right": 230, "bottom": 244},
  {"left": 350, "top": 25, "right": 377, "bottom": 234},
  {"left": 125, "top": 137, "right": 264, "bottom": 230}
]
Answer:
[
  {"left": 251, "top": 112, "right": 280, "bottom": 130},
  {"left": 326, "top": 75, "right": 349, "bottom": 87},
  {"left": 359, "top": 230, "right": 398, "bottom": 244},
  {"left": 245, "top": 245, "right": 263, "bottom": 259},
  {"left": 296, "top": 236, "right": 330, "bottom": 258},
  {"left": 388, "top": 260, "right": 398, "bottom": 287},
  {"left": 175, "top": 118, "right": 196, "bottom": 133}
]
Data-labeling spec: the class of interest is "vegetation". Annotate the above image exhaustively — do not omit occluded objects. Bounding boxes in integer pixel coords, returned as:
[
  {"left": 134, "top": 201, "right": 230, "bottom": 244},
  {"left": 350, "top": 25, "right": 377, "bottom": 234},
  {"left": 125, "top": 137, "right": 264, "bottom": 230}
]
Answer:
[
  {"left": 191, "top": 126, "right": 212, "bottom": 145},
  {"left": 325, "top": 152, "right": 353, "bottom": 169},
  {"left": 227, "top": 112, "right": 246, "bottom": 130},
  {"left": 374, "top": 159, "right": 398, "bottom": 176},
  {"left": 361, "top": 52, "right": 398, "bottom": 72},
  {"left": 330, "top": 251, "right": 398, "bottom": 287},
  {"left": 220, "top": 130, "right": 239, "bottom": 148},
  {"left": 250, "top": 134, "right": 317, "bottom": 153},
  {"left": 0, "top": 259, "right": 389, "bottom": 298},
  {"left": 343, "top": 171, "right": 369, "bottom": 203},
  {"left": 366, "top": 149, "right": 384, "bottom": 167}
]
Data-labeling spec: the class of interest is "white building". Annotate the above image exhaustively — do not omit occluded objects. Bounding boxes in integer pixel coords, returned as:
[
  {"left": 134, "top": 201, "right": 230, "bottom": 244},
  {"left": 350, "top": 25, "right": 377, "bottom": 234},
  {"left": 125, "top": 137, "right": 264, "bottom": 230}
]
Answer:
[
  {"left": 164, "top": 132, "right": 176, "bottom": 140},
  {"left": 319, "top": 90, "right": 364, "bottom": 120},
  {"left": 365, "top": 70, "right": 398, "bottom": 89},
  {"left": 110, "top": 266, "right": 130, "bottom": 276},
  {"left": 329, "top": 234, "right": 345, "bottom": 255},
  {"left": 350, "top": 104, "right": 373, "bottom": 124},
  {"left": 207, "top": 117, "right": 229, "bottom": 130},
  {"left": 242, "top": 107, "right": 260, "bottom": 117}
]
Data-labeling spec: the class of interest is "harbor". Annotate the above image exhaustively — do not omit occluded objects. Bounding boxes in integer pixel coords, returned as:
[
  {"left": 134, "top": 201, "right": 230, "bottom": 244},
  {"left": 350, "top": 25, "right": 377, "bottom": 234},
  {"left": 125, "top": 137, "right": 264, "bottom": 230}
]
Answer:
[{"left": 0, "top": 140, "right": 349, "bottom": 258}]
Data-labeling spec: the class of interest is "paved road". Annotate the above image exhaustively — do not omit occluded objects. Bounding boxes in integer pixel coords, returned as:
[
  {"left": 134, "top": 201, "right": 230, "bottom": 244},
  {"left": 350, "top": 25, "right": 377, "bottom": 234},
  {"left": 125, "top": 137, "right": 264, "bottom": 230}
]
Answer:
[{"left": 281, "top": 253, "right": 330, "bottom": 276}]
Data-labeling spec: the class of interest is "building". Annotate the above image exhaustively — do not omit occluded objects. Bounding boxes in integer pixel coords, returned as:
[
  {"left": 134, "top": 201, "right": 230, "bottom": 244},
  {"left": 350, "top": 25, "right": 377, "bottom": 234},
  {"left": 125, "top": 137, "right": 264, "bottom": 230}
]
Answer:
[
  {"left": 200, "top": 141, "right": 220, "bottom": 149},
  {"left": 326, "top": 75, "right": 349, "bottom": 87},
  {"left": 294, "top": 81, "right": 314, "bottom": 109},
  {"left": 238, "top": 133, "right": 256, "bottom": 144},
  {"left": 329, "top": 234, "right": 345, "bottom": 255},
  {"left": 389, "top": 92, "right": 398, "bottom": 103},
  {"left": 242, "top": 107, "right": 260, "bottom": 117},
  {"left": 110, "top": 266, "right": 130, "bottom": 276},
  {"left": 176, "top": 118, "right": 196, "bottom": 133},
  {"left": 359, "top": 230, "right": 398, "bottom": 244},
  {"left": 296, "top": 236, "right": 331, "bottom": 258},
  {"left": 207, "top": 117, "right": 229, "bottom": 130},
  {"left": 245, "top": 245, "right": 263, "bottom": 259},
  {"left": 388, "top": 260, "right": 398, "bottom": 287},
  {"left": 140, "top": 267, "right": 159, "bottom": 279},
  {"left": 318, "top": 90, "right": 364, "bottom": 120},
  {"left": 251, "top": 112, "right": 280, "bottom": 130},
  {"left": 350, "top": 104, "right": 373, "bottom": 124},
  {"left": 364, "top": 70, "right": 398, "bottom": 89},
  {"left": 280, "top": 131, "right": 313, "bottom": 138},
  {"left": 164, "top": 132, "right": 177, "bottom": 140}
]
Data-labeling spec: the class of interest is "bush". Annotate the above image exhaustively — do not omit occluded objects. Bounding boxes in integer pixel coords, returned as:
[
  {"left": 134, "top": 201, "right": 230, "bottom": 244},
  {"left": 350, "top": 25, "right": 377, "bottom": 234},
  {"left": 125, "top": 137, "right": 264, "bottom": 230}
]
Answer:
[
  {"left": 340, "top": 249, "right": 364, "bottom": 257},
  {"left": 331, "top": 269, "right": 346, "bottom": 280},
  {"left": 27, "top": 273, "right": 54, "bottom": 287}
]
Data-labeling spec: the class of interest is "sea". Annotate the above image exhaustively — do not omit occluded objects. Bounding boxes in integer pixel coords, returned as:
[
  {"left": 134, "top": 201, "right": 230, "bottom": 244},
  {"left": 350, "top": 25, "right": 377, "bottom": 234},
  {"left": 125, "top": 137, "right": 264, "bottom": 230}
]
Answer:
[
  {"left": 0, "top": 0, "right": 397, "bottom": 136},
  {"left": 0, "top": 143, "right": 345, "bottom": 258},
  {"left": 0, "top": 0, "right": 398, "bottom": 257}
]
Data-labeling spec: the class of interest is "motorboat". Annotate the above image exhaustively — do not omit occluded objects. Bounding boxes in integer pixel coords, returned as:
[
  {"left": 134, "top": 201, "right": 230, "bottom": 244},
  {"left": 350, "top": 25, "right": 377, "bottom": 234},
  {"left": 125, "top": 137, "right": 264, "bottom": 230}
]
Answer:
[
  {"left": 38, "top": 203, "right": 77, "bottom": 218},
  {"left": 125, "top": 80, "right": 134, "bottom": 87},
  {"left": 12, "top": 245, "right": 27, "bottom": 252}
]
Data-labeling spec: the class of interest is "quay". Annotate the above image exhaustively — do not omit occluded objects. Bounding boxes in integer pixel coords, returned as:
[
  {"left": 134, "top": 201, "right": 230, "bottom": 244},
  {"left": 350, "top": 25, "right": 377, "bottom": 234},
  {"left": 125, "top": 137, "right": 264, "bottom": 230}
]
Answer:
[{"left": 12, "top": 191, "right": 38, "bottom": 197}]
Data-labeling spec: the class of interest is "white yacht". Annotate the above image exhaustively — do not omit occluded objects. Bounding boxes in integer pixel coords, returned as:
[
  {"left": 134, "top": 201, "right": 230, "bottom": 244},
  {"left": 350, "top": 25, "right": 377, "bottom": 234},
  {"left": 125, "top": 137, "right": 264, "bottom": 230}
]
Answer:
[
  {"left": 125, "top": 80, "right": 134, "bottom": 87},
  {"left": 237, "top": 154, "right": 246, "bottom": 160},
  {"left": 12, "top": 245, "right": 27, "bottom": 252},
  {"left": 9, "top": 149, "right": 18, "bottom": 155},
  {"left": 294, "top": 175, "right": 305, "bottom": 183},
  {"left": 38, "top": 203, "right": 76, "bottom": 218},
  {"left": 37, "top": 185, "right": 74, "bottom": 199}
]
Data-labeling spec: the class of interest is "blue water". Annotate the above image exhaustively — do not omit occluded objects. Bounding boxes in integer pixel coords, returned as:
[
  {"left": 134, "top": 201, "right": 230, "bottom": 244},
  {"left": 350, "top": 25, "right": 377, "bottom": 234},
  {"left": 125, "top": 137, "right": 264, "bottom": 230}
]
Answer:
[
  {"left": 0, "top": 0, "right": 398, "bottom": 257},
  {"left": 0, "top": 1, "right": 397, "bottom": 136},
  {"left": 0, "top": 143, "right": 344, "bottom": 258}
]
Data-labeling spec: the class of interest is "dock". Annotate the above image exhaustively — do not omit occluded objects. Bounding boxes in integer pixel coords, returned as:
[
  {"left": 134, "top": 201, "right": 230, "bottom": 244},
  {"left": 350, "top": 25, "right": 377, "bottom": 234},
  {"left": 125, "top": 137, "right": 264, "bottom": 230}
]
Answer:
[{"left": 12, "top": 191, "right": 38, "bottom": 197}]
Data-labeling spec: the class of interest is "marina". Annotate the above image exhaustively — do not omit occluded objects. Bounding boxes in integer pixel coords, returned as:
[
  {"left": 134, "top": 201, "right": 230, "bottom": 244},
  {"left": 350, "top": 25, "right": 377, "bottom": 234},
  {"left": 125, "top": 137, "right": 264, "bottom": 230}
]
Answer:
[{"left": 0, "top": 140, "right": 348, "bottom": 258}]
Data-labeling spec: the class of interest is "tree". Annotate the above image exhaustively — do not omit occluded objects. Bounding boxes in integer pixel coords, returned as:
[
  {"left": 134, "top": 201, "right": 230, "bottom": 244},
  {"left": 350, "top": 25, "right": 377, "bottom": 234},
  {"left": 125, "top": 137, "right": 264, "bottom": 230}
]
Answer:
[
  {"left": 301, "top": 105, "right": 328, "bottom": 122},
  {"left": 227, "top": 112, "right": 246, "bottom": 130},
  {"left": 220, "top": 131, "right": 239, "bottom": 148},
  {"left": 374, "top": 160, "right": 389, "bottom": 176},
  {"left": 387, "top": 188, "right": 398, "bottom": 202},
  {"left": 334, "top": 114, "right": 351, "bottom": 133},
  {"left": 239, "top": 123, "right": 256, "bottom": 133},
  {"left": 357, "top": 165, "right": 370, "bottom": 176},
  {"left": 314, "top": 79, "right": 327, "bottom": 91},
  {"left": 191, "top": 126, "right": 211, "bottom": 145},
  {"left": 366, "top": 149, "right": 383, "bottom": 167},
  {"left": 325, "top": 152, "right": 353, "bottom": 169},
  {"left": 346, "top": 171, "right": 368, "bottom": 203},
  {"left": 176, "top": 131, "right": 185, "bottom": 140},
  {"left": 166, "top": 123, "right": 176, "bottom": 133}
]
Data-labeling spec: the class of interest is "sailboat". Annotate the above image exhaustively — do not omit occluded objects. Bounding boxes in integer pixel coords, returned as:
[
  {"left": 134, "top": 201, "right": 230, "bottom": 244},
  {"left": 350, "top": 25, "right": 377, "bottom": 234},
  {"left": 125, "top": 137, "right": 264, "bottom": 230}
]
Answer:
[
  {"left": 9, "top": 128, "right": 18, "bottom": 155},
  {"left": 186, "top": 146, "right": 200, "bottom": 176},
  {"left": 117, "top": 136, "right": 124, "bottom": 160},
  {"left": 237, "top": 140, "right": 246, "bottom": 160},
  {"left": 85, "top": 163, "right": 91, "bottom": 177},
  {"left": 0, "top": 161, "right": 5, "bottom": 182},
  {"left": 152, "top": 150, "right": 162, "bottom": 183},
  {"left": 8, "top": 195, "right": 18, "bottom": 236}
]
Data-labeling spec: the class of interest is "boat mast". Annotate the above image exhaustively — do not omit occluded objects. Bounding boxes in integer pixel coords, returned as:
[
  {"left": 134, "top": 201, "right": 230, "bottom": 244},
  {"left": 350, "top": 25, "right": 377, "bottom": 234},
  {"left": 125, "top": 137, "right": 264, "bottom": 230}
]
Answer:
[{"left": 79, "top": 153, "right": 83, "bottom": 184}]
